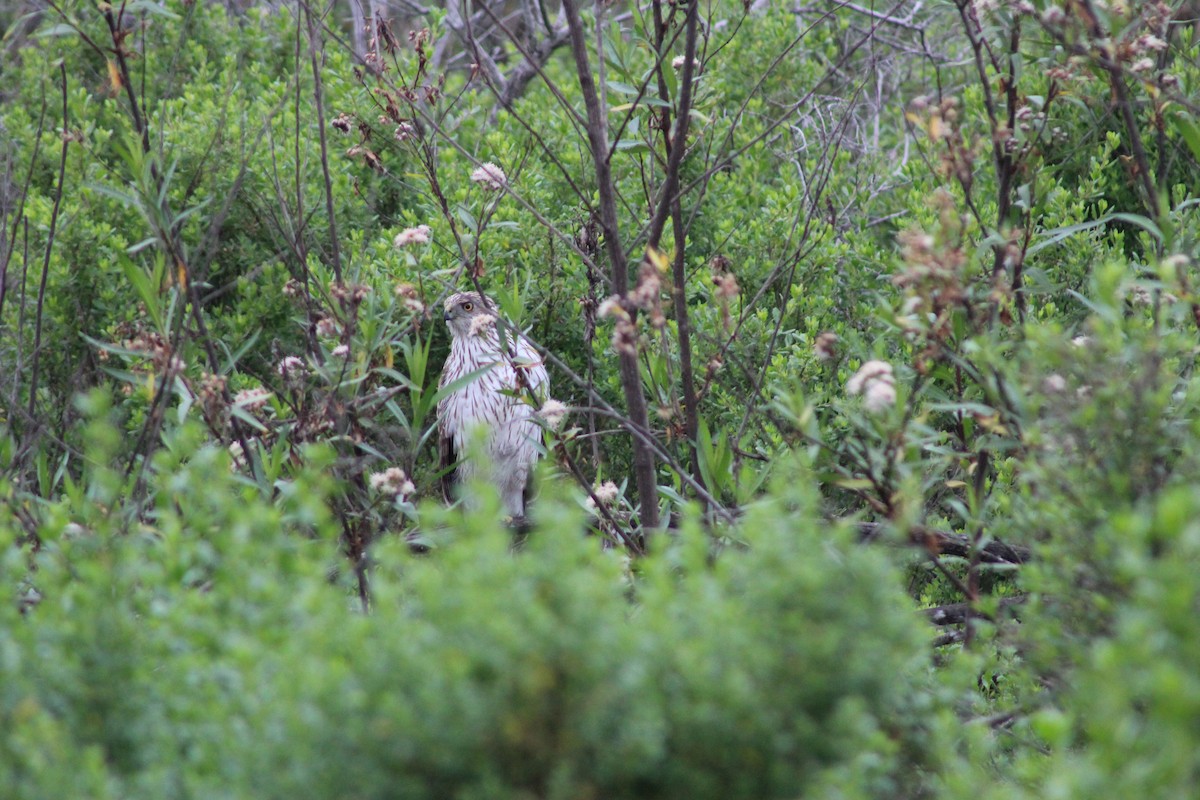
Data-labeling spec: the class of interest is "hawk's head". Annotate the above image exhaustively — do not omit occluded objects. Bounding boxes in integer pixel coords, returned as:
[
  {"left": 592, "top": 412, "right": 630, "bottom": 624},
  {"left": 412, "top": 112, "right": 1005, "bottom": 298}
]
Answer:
[{"left": 442, "top": 292, "right": 497, "bottom": 339}]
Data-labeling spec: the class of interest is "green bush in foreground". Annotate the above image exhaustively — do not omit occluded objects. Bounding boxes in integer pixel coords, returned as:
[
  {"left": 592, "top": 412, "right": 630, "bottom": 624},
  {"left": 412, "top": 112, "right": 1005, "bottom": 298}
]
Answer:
[
  {"left": 935, "top": 486, "right": 1200, "bottom": 800},
  {"left": 0, "top": 401, "right": 951, "bottom": 799}
]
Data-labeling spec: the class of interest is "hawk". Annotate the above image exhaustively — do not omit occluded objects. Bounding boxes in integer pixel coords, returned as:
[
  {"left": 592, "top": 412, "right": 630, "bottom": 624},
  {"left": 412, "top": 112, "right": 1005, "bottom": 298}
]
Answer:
[{"left": 437, "top": 292, "right": 549, "bottom": 518}]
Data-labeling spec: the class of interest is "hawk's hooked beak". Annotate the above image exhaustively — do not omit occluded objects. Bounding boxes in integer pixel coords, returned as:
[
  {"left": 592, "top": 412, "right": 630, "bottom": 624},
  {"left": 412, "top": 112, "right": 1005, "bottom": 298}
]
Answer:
[{"left": 443, "top": 310, "right": 452, "bottom": 322}]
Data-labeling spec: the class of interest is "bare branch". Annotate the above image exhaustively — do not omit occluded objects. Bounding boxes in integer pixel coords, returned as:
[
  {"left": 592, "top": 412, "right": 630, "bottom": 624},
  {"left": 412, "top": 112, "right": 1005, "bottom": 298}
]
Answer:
[
  {"left": 304, "top": 0, "right": 344, "bottom": 284},
  {"left": 25, "top": 65, "right": 69, "bottom": 430},
  {"left": 562, "top": 0, "right": 661, "bottom": 531}
]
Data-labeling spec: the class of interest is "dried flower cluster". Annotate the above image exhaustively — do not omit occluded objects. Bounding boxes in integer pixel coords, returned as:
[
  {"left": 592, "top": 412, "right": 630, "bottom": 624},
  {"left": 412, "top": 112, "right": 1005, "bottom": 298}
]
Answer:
[
  {"left": 196, "top": 372, "right": 228, "bottom": 429},
  {"left": 345, "top": 144, "right": 383, "bottom": 172},
  {"left": 357, "top": 17, "right": 441, "bottom": 104},
  {"left": 393, "top": 121, "right": 417, "bottom": 142},
  {"left": 630, "top": 259, "right": 667, "bottom": 329},
  {"left": 122, "top": 328, "right": 186, "bottom": 375},
  {"left": 369, "top": 466, "right": 415, "bottom": 498},
  {"left": 612, "top": 318, "right": 638, "bottom": 356},
  {"left": 908, "top": 96, "right": 977, "bottom": 189},
  {"left": 1041, "top": 5, "right": 1066, "bottom": 26},
  {"left": 393, "top": 283, "right": 426, "bottom": 315},
  {"left": 234, "top": 387, "right": 272, "bottom": 410},
  {"left": 597, "top": 294, "right": 639, "bottom": 356},
  {"left": 315, "top": 316, "right": 341, "bottom": 339},
  {"left": 586, "top": 480, "right": 620, "bottom": 511},
  {"left": 1033, "top": 1, "right": 1179, "bottom": 88},
  {"left": 470, "top": 162, "right": 507, "bottom": 191},
  {"left": 712, "top": 265, "right": 740, "bottom": 330},
  {"left": 846, "top": 360, "right": 897, "bottom": 414},
  {"left": 539, "top": 399, "right": 568, "bottom": 430},
  {"left": 330, "top": 282, "right": 371, "bottom": 306},
  {"left": 891, "top": 189, "right": 977, "bottom": 365},
  {"left": 630, "top": 262, "right": 662, "bottom": 310},
  {"left": 712, "top": 271, "right": 739, "bottom": 301},
  {"left": 971, "top": 0, "right": 1033, "bottom": 16},
  {"left": 315, "top": 282, "right": 371, "bottom": 346},
  {"left": 597, "top": 295, "right": 626, "bottom": 320},
  {"left": 814, "top": 332, "right": 839, "bottom": 362},
  {"left": 1042, "top": 373, "right": 1068, "bottom": 394},
  {"left": 393, "top": 225, "right": 431, "bottom": 248},
  {"left": 277, "top": 356, "right": 306, "bottom": 382}
]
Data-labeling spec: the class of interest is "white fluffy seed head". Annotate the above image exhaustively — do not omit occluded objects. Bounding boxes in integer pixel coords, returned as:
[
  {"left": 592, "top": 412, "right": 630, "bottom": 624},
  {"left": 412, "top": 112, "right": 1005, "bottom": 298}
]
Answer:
[
  {"left": 540, "top": 399, "right": 568, "bottom": 430},
  {"left": 586, "top": 481, "right": 620, "bottom": 510},
  {"left": 277, "top": 356, "right": 306, "bottom": 378},
  {"left": 369, "top": 467, "right": 413, "bottom": 497},
  {"left": 846, "top": 360, "right": 896, "bottom": 414},
  {"left": 863, "top": 380, "right": 897, "bottom": 413},
  {"left": 846, "top": 360, "right": 894, "bottom": 396}
]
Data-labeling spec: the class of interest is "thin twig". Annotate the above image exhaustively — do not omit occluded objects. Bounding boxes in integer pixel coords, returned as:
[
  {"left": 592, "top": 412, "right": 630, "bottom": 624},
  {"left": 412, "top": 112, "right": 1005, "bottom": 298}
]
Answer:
[
  {"left": 562, "top": 0, "right": 661, "bottom": 531},
  {"left": 26, "top": 64, "right": 70, "bottom": 427},
  {"left": 305, "top": 0, "right": 344, "bottom": 284}
]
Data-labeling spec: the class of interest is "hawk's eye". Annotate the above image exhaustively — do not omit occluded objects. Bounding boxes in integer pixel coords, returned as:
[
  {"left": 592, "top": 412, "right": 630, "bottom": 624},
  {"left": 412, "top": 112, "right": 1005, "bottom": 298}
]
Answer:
[{"left": 462, "top": 302, "right": 474, "bottom": 312}]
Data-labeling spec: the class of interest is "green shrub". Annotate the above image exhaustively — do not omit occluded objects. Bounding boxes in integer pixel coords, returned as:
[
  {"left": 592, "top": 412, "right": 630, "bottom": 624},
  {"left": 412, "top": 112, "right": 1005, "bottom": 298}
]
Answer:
[
  {"left": 4, "top": 1, "right": 1200, "bottom": 796},
  {"left": 0, "top": 405, "right": 949, "bottom": 798}
]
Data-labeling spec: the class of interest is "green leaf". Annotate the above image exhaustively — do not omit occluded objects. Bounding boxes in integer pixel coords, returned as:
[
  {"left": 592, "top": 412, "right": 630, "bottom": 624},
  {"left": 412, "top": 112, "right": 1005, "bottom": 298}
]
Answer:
[
  {"left": 610, "top": 97, "right": 671, "bottom": 112},
  {"left": 427, "top": 365, "right": 499, "bottom": 409},
  {"left": 34, "top": 23, "right": 80, "bottom": 39},
  {"left": 1028, "top": 214, "right": 1117, "bottom": 256},
  {"left": 229, "top": 406, "right": 270, "bottom": 433},
  {"left": 127, "top": 237, "right": 159, "bottom": 255},
  {"left": 220, "top": 329, "right": 262, "bottom": 374},
  {"left": 126, "top": 0, "right": 181, "bottom": 18},
  {"left": 615, "top": 139, "right": 652, "bottom": 154},
  {"left": 456, "top": 205, "right": 478, "bottom": 232},
  {"left": 175, "top": 376, "right": 194, "bottom": 424},
  {"left": 118, "top": 258, "right": 164, "bottom": 329},
  {"left": 1110, "top": 212, "right": 1163, "bottom": 243},
  {"left": 605, "top": 80, "right": 641, "bottom": 96},
  {"left": 1169, "top": 111, "right": 1200, "bottom": 163},
  {"left": 87, "top": 182, "right": 140, "bottom": 209}
]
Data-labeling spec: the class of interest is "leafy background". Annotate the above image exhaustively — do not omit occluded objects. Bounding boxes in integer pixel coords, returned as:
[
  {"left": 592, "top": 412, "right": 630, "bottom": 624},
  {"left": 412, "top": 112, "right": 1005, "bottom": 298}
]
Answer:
[{"left": 2, "top": 0, "right": 1200, "bottom": 796}]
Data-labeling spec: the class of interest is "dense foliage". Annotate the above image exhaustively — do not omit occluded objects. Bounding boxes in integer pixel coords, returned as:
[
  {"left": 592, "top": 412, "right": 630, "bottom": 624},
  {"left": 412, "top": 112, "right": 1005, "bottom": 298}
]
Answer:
[{"left": 2, "top": 0, "right": 1200, "bottom": 796}]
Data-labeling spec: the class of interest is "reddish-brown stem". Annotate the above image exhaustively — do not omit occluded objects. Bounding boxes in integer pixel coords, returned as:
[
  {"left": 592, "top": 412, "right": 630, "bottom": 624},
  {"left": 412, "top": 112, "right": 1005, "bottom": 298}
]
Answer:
[
  {"left": 26, "top": 64, "right": 69, "bottom": 427},
  {"left": 304, "top": 0, "right": 344, "bottom": 284},
  {"left": 562, "top": 0, "right": 660, "bottom": 532}
]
